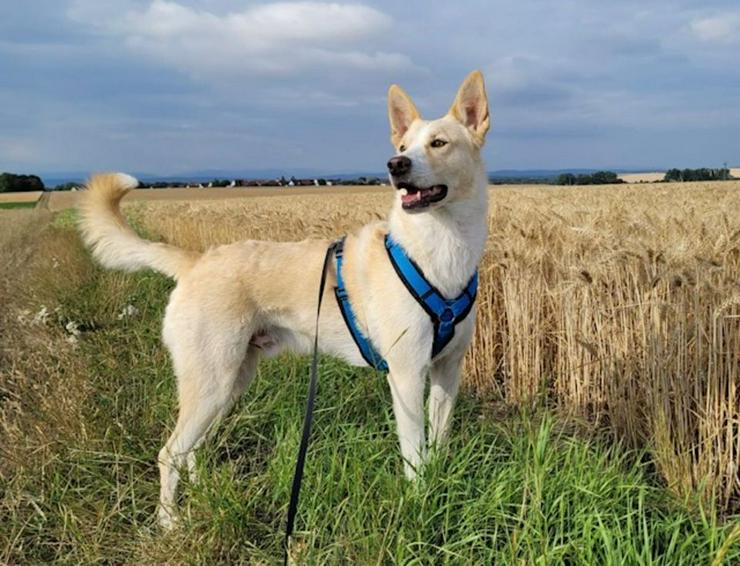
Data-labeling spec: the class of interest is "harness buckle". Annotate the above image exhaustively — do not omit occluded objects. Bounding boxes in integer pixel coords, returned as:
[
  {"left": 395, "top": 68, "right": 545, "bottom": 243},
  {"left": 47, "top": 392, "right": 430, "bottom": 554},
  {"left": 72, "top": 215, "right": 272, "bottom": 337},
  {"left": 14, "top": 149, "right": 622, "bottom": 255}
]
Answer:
[{"left": 440, "top": 307, "right": 454, "bottom": 323}]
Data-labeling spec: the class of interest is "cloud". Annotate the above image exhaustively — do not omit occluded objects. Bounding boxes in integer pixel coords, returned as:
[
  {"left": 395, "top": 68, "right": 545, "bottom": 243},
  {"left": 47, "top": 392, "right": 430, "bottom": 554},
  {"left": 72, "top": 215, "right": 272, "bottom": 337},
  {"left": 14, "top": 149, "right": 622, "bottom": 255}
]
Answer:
[
  {"left": 0, "top": 137, "right": 39, "bottom": 164},
  {"left": 691, "top": 12, "right": 740, "bottom": 44},
  {"left": 487, "top": 55, "right": 577, "bottom": 109},
  {"left": 3, "top": 1, "right": 739, "bottom": 174},
  {"left": 68, "top": 1, "right": 415, "bottom": 77}
]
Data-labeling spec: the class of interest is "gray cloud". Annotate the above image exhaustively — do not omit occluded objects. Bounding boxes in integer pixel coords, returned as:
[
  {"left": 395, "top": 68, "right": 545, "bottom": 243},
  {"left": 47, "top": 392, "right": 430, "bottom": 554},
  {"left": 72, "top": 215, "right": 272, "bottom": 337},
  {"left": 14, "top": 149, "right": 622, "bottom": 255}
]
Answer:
[{"left": 0, "top": 0, "right": 738, "bottom": 176}]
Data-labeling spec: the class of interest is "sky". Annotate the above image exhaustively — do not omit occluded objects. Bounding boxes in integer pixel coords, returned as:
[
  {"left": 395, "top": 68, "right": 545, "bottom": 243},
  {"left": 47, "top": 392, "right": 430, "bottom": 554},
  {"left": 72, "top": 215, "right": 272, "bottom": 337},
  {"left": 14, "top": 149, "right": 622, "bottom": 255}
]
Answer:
[{"left": 1, "top": 0, "right": 739, "bottom": 177}]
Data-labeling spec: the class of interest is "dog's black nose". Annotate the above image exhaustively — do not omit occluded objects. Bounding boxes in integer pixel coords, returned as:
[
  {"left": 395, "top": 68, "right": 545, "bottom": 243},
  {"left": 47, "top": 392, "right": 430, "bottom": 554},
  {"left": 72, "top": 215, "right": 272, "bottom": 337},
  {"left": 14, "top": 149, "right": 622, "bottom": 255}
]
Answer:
[{"left": 387, "top": 155, "right": 412, "bottom": 177}]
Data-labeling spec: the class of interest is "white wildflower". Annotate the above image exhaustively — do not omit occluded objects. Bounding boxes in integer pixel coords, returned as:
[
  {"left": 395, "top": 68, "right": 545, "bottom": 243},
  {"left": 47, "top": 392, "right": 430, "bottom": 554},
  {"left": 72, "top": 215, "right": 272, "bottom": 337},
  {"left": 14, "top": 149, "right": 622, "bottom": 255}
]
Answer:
[
  {"left": 33, "top": 306, "right": 50, "bottom": 325},
  {"left": 65, "top": 321, "right": 81, "bottom": 337},
  {"left": 117, "top": 304, "right": 140, "bottom": 320}
]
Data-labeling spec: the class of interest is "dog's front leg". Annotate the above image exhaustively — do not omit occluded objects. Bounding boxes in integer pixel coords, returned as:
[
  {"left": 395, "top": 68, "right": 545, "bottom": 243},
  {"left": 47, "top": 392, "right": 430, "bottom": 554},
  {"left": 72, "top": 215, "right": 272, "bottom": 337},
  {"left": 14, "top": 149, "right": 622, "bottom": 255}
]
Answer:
[
  {"left": 387, "top": 369, "right": 426, "bottom": 479},
  {"left": 428, "top": 352, "right": 463, "bottom": 448}
]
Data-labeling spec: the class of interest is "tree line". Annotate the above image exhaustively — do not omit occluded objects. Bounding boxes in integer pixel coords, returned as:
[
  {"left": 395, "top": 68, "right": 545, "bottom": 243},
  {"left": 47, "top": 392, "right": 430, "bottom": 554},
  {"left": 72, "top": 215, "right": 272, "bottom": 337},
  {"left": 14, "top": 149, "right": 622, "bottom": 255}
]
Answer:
[
  {"left": 555, "top": 168, "right": 735, "bottom": 185},
  {"left": 556, "top": 171, "right": 624, "bottom": 185},
  {"left": 663, "top": 168, "right": 730, "bottom": 182},
  {"left": 0, "top": 173, "right": 45, "bottom": 193}
]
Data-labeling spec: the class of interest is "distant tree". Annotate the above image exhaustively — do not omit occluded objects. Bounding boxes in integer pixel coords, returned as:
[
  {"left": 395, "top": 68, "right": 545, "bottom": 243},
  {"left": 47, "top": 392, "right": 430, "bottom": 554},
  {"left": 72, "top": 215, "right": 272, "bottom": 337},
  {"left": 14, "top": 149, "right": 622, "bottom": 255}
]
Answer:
[
  {"left": 664, "top": 169, "right": 682, "bottom": 182},
  {"left": 557, "top": 173, "right": 576, "bottom": 185},
  {"left": 663, "top": 167, "right": 731, "bottom": 182},
  {"left": 553, "top": 171, "right": 623, "bottom": 186},
  {"left": 590, "top": 171, "right": 623, "bottom": 184},
  {"left": 0, "top": 172, "right": 45, "bottom": 193}
]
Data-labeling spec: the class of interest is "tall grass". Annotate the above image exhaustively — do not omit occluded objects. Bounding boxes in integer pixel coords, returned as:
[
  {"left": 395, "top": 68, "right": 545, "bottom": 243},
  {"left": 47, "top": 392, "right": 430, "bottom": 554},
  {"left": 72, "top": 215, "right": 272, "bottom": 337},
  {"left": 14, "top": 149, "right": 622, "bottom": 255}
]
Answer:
[{"left": 133, "top": 181, "right": 740, "bottom": 513}]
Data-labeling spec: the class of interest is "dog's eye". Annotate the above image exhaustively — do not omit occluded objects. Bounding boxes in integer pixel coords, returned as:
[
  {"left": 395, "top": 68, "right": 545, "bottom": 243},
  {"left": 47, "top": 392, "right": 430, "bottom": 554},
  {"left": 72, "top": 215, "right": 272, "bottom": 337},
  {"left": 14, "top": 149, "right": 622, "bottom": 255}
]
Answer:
[
  {"left": 431, "top": 139, "right": 448, "bottom": 148},
  {"left": 398, "top": 144, "right": 406, "bottom": 152}
]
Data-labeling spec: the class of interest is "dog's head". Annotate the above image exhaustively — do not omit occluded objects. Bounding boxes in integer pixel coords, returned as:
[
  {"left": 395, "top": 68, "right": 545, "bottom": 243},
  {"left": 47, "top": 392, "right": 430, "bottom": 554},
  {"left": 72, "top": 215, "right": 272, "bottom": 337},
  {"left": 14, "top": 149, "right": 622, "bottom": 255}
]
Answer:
[{"left": 386, "top": 70, "right": 490, "bottom": 213}]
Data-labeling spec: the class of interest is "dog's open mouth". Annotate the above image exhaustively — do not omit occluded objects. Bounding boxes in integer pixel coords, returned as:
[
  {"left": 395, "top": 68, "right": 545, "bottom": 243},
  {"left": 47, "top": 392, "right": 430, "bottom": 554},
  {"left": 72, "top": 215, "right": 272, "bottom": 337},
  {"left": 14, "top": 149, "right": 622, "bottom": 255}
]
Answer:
[{"left": 397, "top": 183, "right": 448, "bottom": 210}]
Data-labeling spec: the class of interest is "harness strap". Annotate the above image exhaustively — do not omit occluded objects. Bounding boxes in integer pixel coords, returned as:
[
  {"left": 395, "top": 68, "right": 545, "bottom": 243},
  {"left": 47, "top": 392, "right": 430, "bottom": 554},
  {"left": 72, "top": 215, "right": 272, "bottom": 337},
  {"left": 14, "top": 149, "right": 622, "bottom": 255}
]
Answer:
[
  {"left": 284, "top": 239, "right": 338, "bottom": 564},
  {"left": 384, "top": 234, "right": 478, "bottom": 358},
  {"left": 334, "top": 238, "right": 388, "bottom": 371}
]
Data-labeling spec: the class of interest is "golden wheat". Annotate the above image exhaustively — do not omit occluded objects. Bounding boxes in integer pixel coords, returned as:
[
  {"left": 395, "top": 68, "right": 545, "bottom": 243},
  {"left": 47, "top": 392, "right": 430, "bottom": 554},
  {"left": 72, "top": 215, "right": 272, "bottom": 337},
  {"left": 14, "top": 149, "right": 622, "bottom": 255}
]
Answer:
[
  {"left": 0, "top": 191, "right": 42, "bottom": 204},
  {"left": 129, "top": 180, "right": 740, "bottom": 512},
  {"left": 42, "top": 185, "right": 387, "bottom": 211}
]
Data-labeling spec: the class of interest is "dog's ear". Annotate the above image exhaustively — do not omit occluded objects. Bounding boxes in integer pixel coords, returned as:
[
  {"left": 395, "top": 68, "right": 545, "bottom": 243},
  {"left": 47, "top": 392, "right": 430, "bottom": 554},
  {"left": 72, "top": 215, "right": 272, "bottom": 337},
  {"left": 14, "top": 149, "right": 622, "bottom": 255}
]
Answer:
[
  {"left": 449, "top": 70, "right": 490, "bottom": 146},
  {"left": 388, "top": 84, "right": 421, "bottom": 148}
]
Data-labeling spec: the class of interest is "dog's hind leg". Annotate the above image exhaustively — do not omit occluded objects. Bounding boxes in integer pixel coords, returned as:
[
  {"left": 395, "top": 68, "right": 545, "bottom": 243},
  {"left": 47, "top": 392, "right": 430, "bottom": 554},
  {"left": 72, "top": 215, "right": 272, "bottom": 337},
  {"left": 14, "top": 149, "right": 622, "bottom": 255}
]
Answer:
[
  {"left": 157, "top": 327, "right": 251, "bottom": 529},
  {"left": 185, "top": 345, "right": 261, "bottom": 484},
  {"left": 387, "top": 369, "right": 427, "bottom": 480}
]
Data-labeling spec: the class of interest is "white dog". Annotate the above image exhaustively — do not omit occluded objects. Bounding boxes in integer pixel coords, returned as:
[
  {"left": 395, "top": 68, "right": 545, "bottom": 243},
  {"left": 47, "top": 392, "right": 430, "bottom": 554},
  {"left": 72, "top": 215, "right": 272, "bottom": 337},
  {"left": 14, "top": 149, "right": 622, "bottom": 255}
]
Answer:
[{"left": 78, "top": 70, "right": 491, "bottom": 528}]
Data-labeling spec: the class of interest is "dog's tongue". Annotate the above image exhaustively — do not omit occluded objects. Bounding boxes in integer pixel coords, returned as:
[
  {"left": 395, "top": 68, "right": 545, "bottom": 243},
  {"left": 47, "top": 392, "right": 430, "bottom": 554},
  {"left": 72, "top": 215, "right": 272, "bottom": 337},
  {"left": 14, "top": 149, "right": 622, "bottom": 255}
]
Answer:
[
  {"left": 401, "top": 191, "right": 423, "bottom": 205},
  {"left": 401, "top": 186, "right": 445, "bottom": 206}
]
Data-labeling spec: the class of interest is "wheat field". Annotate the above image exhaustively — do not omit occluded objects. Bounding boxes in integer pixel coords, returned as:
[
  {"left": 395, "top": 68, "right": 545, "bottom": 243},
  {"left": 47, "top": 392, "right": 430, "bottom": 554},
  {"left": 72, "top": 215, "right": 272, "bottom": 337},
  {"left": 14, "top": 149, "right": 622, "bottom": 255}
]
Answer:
[
  {"left": 0, "top": 191, "right": 42, "bottom": 204},
  {"left": 127, "top": 181, "right": 740, "bottom": 513},
  {"left": 38, "top": 185, "right": 387, "bottom": 211}
]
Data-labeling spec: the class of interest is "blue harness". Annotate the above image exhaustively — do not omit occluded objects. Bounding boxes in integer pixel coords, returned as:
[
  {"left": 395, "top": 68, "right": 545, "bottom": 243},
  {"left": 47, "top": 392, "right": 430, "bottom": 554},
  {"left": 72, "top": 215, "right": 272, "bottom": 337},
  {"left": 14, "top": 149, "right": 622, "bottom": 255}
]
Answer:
[{"left": 333, "top": 235, "right": 478, "bottom": 371}]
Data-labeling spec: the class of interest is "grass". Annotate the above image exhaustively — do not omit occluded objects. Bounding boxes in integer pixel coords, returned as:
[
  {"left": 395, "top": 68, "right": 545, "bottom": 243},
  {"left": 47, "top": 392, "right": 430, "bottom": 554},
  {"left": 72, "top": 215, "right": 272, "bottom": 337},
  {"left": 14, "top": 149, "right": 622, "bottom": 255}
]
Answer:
[
  {"left": 0, "top": 201, "right": 36, "bottom": 209},
  {"left": 1, "top": 203, "right": 739, "bottom": 563}
]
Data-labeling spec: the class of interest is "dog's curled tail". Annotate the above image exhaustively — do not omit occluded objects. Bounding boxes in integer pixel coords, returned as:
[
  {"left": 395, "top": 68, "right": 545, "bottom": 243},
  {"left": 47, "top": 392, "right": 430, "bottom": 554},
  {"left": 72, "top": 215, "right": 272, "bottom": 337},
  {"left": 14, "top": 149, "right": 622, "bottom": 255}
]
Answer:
[{"left": 78, "top": 173, "right": 199, "bottom": 280}]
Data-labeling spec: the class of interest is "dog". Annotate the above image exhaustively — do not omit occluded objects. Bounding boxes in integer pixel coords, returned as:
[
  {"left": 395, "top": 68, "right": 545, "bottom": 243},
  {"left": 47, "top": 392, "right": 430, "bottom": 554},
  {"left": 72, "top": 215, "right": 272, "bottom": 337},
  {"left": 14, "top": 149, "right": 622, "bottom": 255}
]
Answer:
[{"left": 78, "top": 70, "right": 490, "bottom": 528}]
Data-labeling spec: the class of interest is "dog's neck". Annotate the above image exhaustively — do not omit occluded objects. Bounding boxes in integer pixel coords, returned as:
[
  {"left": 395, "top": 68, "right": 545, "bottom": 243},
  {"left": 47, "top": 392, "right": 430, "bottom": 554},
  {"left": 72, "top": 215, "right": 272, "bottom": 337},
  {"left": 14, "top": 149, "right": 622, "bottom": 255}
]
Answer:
[{"left": 388, "top": 172, "right": 488, "bottom": 298}]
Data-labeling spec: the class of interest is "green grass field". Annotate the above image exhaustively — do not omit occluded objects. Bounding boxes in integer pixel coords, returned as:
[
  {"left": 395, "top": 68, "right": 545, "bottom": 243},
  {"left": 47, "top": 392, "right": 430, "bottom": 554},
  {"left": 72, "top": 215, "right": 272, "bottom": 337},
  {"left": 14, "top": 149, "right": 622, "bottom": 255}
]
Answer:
[
  {"left": 1, "top": 210, "right": 738, "bottom": 564},
  {"left": 0, "top": 201, "right": 36, "bottom": 209}
]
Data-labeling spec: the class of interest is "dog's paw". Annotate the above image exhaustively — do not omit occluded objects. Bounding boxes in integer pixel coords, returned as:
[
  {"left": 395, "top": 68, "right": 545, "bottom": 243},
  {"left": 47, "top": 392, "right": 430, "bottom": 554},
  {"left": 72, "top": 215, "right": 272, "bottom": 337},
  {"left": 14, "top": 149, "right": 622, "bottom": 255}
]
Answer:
[{"left": 157, "top": 505, "right": 180, "bottom": 531}]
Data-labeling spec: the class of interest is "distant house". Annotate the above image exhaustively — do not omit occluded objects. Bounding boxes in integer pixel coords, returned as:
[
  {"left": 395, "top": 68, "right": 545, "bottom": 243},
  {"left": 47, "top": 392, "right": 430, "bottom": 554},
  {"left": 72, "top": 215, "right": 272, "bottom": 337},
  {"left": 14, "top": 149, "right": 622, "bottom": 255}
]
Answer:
[
  {"left": 237, "top": 176, "right": 337, "bottom": 188},
  {"left": 241, "top": 179, "right": 283, "bottom": 187}
]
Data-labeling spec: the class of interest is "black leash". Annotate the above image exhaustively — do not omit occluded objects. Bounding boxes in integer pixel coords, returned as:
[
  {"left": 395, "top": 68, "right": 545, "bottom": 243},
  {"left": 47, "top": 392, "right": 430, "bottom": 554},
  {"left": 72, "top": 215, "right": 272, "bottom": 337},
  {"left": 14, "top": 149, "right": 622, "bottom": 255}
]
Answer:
[{"left": 283, "top": 240, "right": 338, "bottom": 565}]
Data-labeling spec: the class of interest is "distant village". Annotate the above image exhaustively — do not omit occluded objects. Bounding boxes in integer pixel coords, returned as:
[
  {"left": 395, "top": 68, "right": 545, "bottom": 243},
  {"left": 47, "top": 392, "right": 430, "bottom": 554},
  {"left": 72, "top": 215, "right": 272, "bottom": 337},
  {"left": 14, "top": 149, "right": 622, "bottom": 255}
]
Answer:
[{"left": 138, "top": 176, "right": 388, "bottom": 190}]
